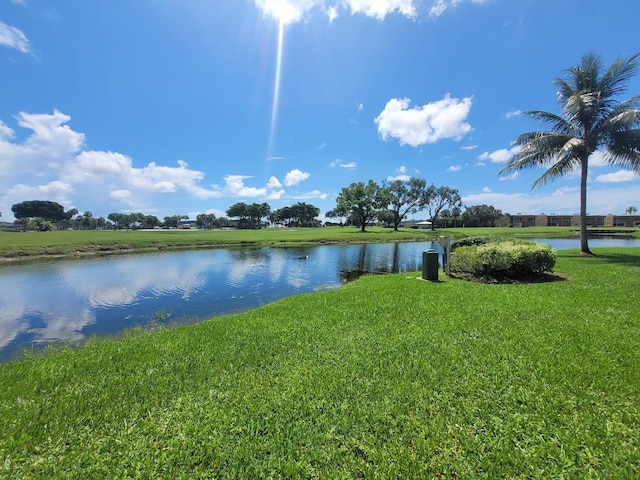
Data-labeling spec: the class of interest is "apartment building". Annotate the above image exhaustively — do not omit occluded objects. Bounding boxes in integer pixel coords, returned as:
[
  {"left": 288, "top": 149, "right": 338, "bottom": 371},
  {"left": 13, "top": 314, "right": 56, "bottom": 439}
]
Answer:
[{"left": 510, "top": 214, "right": 640, "bottom": 228}]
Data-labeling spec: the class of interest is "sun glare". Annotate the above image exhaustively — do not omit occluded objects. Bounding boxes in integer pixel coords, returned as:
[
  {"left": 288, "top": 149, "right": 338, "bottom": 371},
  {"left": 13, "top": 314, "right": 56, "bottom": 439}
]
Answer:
[{"left": 267, "top": 19, "right": 285, "bottom": 159}]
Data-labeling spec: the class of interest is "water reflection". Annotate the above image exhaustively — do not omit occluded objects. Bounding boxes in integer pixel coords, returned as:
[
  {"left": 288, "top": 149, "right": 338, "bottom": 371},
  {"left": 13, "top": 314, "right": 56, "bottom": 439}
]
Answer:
[
  {"left": 0, "top": 242, "right": 442, "bottom": 361},
  {"left": 3, "top": 237, "right": 637, "bottom": 362}
]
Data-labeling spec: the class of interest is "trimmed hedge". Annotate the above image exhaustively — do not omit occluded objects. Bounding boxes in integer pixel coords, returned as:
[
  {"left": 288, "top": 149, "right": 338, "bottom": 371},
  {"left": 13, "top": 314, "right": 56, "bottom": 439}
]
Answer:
[{"left": 450, "top": 239, "right": 556, "bottom": 279}]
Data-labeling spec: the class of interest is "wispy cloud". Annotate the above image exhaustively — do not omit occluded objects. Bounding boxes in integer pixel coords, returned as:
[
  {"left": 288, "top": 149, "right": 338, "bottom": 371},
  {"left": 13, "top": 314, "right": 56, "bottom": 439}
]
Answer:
[
  {"left": 254, "top": 0, "right": 481, "bottom": 24},
  {"left": 375, "top": 94, "right": 473, "bottom": 147},
  {"left": 288, "top": 189, "right": 328, "bottom": 200},
  {"left": 0, "top": 21, "right": 31, "bottom": 54},
  {"left": 447, "top": 165, "right": 463, "bottom": 172},
  {"left": 595, "top": 170, "right": 639, "bottom": 183},
  {"left": 329, "top": 159, "right": 357, "bottom": 169},
  {"left": 499, "top": 172, "right": 519, "bottom": 181}
]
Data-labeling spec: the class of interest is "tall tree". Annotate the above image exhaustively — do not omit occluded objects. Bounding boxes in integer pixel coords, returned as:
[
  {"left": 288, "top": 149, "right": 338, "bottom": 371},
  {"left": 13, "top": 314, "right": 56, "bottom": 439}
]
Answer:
[
  {"left": 501, "top": 52, "right": 640, "bottom": 255},
  {"left": 423, "top": 185, "right": 462, "bottom": 230},
  {"left": 273, "top": 202, "right": 320, "bottom": 227},
  {"left": 461, "top": 204, "right": 505, "bottom": 227},
  {"left": 196, "top": 213, "right": 216, "bottom": 229},
  {"left": 335, "top": 180, "right": 385, "bottom": 232},
  {"left": 11, "top": 200, "right": 68, "bottom": 222},
  {"left": 226, "top": 202, "right": 270, "bottom": 229},
  {"left": 325, "top": 207, "right": 349, "bottom": 227},
  {"left": 381, "top": 177, "right": 430, "bottom": 231}
]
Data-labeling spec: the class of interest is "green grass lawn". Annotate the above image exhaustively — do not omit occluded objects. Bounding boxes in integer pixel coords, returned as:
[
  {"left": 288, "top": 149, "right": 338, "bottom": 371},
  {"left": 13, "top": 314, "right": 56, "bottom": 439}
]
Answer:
[
  {"left": 1, "top": 247, "right": 639, "bottom": 478},
  {"left": 0, "top": 227, "right": 438, "bottom": 260}
]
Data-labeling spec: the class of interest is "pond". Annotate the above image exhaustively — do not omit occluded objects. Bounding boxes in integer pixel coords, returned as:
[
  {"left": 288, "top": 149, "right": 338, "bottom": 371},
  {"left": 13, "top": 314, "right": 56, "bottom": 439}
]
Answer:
[
  {"left": 0, "top": 241, "right": 429, "bottom": 362},
  {"left": 1, "top": 237, "right": 638, "bottom": 362}
]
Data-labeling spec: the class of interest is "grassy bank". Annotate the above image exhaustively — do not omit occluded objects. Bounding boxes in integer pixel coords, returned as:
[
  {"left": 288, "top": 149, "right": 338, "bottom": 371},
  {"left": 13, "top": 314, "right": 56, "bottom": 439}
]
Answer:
[
  {"left": 0, "top": 227, "right": 436, "bottom": 261},
  {"left": 1, "top": 248, "right": 639, "bottom": 478},
  {"left": 2, "top": 225, "right": 634, "bottom": 261}
]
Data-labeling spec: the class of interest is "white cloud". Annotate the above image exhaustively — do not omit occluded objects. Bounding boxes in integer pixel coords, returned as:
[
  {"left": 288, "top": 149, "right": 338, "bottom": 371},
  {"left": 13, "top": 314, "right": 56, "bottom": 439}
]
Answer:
[
  {"left": 447, "top": 165, "right": 463, "bottom": 172},
  {"left": 461, "top": 144, "right": 477, "bottom": 151},
  {"left": 499, "top": 172, "right": 519, "bottom": 181},
  {"left": 7, "top": 180, "right": 73, "bottom": 199},
  {"left": 429, "top": 0, "right": 458, "bottom": 16},
  {"left": 386, "top": 174, "right": 411, "bottom": 182},
  {"left": 345, "top": 0, "right": 416, "bottom": 19},
  {"left": 430, "top": 0, "right": 488, "bottom": 17},
  {"left": 327, "top": 5, "right": 339, "bottom": 21},
  {"left": 595, "top": 170, "right": 639, "bottom": 183},
  {"left": 254, "top": 0, "right": 317, "bottom": 24},
  {"left": 0, "top": 110, "right": 85, "bottom": 179},
  {"left": 4, "top": 181, "right": 74, "bottom": 214},
  {"left": 16, "top": 110, "right": 86, "bottom": 158},
  {"left": 289, "top": 189, "right": 328, "bottom": 200},
  {"left": 267, "top": 176, "right": 283, "bottom": 189},
  {"left": 329, "top": 159, "right": 357, "bottom": 168},
  {"left": 375, "top": 94, "right": 473, "bottom": 147},
  {"left": 505, "top": 109, "right": 522, "bottom": 119},
  {"left": 254, "top": 0, "right": 419, "bottom": 24},
  {"left": 0, "top": 21, "right": 31, "bottom": 53},
  {"left": 552, "top": 186, "right": 578, "bottom": 197},
  {"left": 110, "top": 189, "right": 132, "bottom": 200},
  {"left": 482, "top": 187, "right": 492, "bottom": 193},
  {"left": 283, "top": 168, "right": 310, "bottom": 186},
  {"left": 0, "top": 109, "right": 302, "bottom": 219},
  {"left": 589, "top": 150, "right": 608, "bottom": 167},
  {"left": 65, "top": 151, "right": 132, "bottom": 182},
  {"left": 477, "top": 145, "right": 520, "bottom": 164},
  {"left": 356, "top": 102, "right": 364, "bottom": 111},
  {"left": 396, "top": 165, "right": 407, "bottom": 173},
  {"left": 0, "top": 120, "right": 15, "bottom": 140},
  {"left": 212, "top": 174, "right": 284, "bottom": 199}
]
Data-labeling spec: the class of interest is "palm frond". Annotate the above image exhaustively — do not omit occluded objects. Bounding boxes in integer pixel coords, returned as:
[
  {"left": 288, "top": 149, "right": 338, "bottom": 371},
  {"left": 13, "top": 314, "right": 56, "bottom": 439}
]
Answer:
[
  {"left": 532, "top": 155, "right": 579, "bottom": 187},
  {"left": 522, "top": 110, "right": 574, "bottom": 134},
  {"left": 592, "top": 98, "right": 640, "bottom": 146},
  {"left": 606, "top": 129, "right": 640, "bottom": 172},
  {"left": 609, "top": 109, "right": 640, "bottom": 129},
  {"left": 501, "top": 132, "right": 573, "bottom": 174},
  {"left": 571, "top": 53, "right": 604, "bottom": 91},
  {"left": 600, "top": 52, "right": 640, "bottom": 98},
  {"left": 554, "top": 78, "right": 576, "bottom": 104}
]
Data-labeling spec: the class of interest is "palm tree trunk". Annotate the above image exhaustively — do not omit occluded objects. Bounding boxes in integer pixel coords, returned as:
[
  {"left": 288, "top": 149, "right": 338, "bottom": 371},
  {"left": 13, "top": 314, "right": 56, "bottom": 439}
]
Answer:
[{"left": 579, "top": 157, "right": 593, "bottom": 255}]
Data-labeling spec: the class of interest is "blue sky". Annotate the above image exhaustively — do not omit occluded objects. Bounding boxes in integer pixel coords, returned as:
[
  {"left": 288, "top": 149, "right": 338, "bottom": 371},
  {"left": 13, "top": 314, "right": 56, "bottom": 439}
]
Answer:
[{"left": 1, "top": 0, "right": 639, "bottom": 222}]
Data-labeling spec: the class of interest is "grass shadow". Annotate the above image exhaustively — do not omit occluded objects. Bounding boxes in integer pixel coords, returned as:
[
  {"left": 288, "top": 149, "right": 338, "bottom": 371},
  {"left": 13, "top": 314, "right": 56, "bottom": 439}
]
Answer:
[{"left": 449, "top": 271, "right": 570, "bottom": 284}]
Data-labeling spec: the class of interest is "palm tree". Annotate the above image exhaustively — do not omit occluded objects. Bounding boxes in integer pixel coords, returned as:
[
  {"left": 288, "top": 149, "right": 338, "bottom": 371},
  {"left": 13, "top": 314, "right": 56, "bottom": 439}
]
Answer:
[{"left": 501, "top": 52, "right": 640, "bottom": 255}]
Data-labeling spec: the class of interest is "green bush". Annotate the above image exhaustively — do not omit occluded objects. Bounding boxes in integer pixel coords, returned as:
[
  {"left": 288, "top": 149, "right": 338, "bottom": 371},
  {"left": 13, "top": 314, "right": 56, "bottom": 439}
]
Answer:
[{"left": 450, "top": 240, "right": 556, "bottom": 279}]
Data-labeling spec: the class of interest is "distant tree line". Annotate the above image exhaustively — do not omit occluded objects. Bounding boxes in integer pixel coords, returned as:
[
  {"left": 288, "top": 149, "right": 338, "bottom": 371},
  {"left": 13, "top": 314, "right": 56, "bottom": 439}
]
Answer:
[{"left": 9, "top": 188, "right": 512, "bottom": 233}]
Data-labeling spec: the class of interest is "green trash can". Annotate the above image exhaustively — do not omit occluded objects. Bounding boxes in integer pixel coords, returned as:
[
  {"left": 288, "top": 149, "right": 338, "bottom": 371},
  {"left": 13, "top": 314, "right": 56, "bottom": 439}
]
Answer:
[{"left": 422, "top": 249, "right": 439, "bottom": 281}]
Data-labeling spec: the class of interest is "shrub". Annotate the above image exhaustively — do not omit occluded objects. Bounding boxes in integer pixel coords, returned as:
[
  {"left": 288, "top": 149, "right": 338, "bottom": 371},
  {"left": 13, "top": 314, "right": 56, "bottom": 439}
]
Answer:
[{"left": 450, "top": 240, "right": 556, "bottom": 280}]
